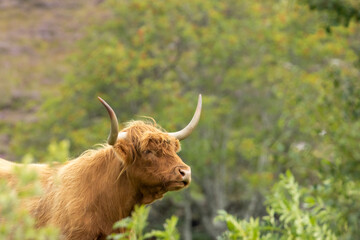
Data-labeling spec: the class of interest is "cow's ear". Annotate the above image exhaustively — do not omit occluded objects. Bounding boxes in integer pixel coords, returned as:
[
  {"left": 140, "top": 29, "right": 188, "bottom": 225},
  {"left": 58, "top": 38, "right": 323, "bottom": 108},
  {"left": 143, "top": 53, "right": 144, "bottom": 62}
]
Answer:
[{"left": 113, "top": 139, "right": 134, "bottom": 164}]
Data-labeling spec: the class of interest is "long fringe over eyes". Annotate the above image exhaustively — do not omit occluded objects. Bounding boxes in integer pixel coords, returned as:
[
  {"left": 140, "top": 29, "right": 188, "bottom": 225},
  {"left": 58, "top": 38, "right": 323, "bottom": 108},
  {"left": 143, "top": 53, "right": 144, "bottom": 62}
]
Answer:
[{"left": 122, "top": 121, "right": 181, "bottom": 156}]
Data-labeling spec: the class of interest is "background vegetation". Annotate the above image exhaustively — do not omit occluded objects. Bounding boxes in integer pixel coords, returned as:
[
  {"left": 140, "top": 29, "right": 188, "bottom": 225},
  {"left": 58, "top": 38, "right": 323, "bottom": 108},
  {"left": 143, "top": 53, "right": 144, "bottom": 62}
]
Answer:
[{"left": 1, "top": 0, "right": 360, "bottom": 239}]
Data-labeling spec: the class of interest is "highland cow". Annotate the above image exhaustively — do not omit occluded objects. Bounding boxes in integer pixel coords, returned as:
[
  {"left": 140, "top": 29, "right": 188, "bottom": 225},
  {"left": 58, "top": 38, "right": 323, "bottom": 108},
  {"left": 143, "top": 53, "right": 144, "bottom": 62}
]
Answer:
[{"left": 0, "top": 95, "right": 202, "bottom": 239}]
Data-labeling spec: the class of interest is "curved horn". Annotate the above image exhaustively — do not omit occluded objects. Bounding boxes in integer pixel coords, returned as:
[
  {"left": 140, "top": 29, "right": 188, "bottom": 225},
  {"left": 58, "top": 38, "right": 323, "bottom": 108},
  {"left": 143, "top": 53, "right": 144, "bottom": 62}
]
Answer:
[
  {"left": 168, "top": 94, "right": 202, "bottom": 140},
  {"left": 98, "top": 97, "right": 119, "bottom": 145}
]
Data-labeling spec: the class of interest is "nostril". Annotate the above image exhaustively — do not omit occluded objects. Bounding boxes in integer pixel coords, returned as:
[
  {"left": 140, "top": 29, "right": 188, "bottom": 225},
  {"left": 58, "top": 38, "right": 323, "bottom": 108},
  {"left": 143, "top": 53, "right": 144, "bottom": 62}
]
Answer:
[
  {"left": 176, "top": 167, "right": 191, "bottom": 186},
  {"left": 179, "top": 168, "right": 186, "bottom": 177}
]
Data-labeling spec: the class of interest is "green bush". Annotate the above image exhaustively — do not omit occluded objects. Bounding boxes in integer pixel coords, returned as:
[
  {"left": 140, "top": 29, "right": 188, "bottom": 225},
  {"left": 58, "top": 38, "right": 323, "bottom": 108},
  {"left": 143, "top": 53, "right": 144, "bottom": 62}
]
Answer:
[
  {"left": 215, "top": 171, "right": 337, "bottom": 240},
  {"left": 107, "top": 205, "right": 179, "bottom": 240}
]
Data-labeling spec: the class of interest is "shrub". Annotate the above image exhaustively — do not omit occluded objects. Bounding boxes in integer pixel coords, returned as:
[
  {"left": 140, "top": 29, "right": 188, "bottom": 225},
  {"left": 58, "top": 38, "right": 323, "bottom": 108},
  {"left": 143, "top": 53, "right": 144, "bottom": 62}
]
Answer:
[
  {"left": 108, "top": 205, "right": 179, "bottom": 240},
  {"left": 215, "top": 171, "right": 337, "bottom": 240}
]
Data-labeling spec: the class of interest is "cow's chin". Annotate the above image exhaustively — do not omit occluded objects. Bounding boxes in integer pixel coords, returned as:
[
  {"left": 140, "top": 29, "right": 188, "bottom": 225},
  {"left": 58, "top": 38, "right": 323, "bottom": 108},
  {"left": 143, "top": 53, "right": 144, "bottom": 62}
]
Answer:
[{"left": 166, "top": 181, "right": 188, "bottom": 191}]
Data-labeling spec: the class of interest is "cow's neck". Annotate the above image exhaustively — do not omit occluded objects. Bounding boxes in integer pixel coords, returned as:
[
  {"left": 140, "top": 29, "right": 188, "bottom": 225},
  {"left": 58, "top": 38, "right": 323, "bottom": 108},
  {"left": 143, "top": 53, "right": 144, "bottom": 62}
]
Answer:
[
  {"left": 115, "top": 171, "right": 141, "bottom": 219},
  {"left": 81, "top": 147, "right": 163, "bottom": 220},
  {"left": 115, "top": 168, "right": 166, "bottom": 218},
  {"left": 88, "top": 147, "right": 140, "bottom": 221},
  {"left": 115, "top": 170, "right": 161, "bottom": 219}
]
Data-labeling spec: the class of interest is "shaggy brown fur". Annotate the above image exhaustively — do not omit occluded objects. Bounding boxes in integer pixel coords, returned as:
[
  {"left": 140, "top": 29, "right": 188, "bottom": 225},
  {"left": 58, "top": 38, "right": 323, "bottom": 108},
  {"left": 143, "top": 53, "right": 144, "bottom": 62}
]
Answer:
[{"left": 0, "top": 121, "right": 191, "bottom": 239}]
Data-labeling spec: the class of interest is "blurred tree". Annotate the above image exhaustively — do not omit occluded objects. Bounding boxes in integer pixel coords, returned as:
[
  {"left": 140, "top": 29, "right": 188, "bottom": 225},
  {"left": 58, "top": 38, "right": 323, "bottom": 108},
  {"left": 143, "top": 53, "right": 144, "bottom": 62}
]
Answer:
[{"left": 302, "top": 0, "right": 360, "bottom": 27}]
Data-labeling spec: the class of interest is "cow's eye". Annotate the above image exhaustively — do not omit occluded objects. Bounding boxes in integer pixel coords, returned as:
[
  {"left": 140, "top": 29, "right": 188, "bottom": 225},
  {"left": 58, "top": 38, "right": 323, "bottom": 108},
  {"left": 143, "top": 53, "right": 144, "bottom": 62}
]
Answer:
[{"left": 143, "top": 150, "right": 152, "bottom": 155}]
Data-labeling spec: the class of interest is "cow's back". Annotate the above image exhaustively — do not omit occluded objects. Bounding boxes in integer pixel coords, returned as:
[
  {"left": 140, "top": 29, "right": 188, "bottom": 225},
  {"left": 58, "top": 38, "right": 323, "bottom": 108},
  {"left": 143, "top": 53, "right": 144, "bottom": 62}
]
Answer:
[
  {"left": 0, "top": 158, "right": 53, "bottom": 184},
  {"left": 0, "top": 157, "right": 57, "bottom": 223},
  {"left": 0, "top": 158, "right": 18, "bottom": 184}
]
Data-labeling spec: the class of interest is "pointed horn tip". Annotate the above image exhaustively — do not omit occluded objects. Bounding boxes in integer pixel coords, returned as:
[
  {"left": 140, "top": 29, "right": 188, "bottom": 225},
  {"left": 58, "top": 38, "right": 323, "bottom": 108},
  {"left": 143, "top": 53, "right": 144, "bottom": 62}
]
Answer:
[
  {"left": 97, "top": 96, "right": 119, "bottom": 145},
  {"left": 195, "top": 94, "right": 202, "bottom": 113},
  {"left": 98, "top": 96, "right": 106, "bottom": 104},
  {"left": 168, "top": 94, "right": 202, "bottom": 140},
  {"left": 98, "top": 97, "right": 113, "bottom": 114}
]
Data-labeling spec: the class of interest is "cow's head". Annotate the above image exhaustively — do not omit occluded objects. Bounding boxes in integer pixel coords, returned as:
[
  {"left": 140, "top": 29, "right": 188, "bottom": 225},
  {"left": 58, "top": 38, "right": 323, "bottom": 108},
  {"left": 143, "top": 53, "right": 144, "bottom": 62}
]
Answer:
[{"left": 98, "top": 95, "right": 201, "bottom": 203}]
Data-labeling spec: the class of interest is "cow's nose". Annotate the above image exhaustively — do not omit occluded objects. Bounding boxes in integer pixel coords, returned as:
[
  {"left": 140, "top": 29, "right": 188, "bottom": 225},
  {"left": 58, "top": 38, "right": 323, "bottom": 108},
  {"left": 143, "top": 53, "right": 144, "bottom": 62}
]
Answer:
[{"left": 177, "top": 167, "right": 191, "bottom": 185}]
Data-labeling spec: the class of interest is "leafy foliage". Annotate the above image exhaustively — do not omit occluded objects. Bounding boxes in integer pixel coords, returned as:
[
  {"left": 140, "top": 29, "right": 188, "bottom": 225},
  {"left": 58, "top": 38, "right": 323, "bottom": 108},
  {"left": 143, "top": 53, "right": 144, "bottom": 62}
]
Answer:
[
  {"left": 216, "top": 171, "right": 337, "bottom": 240},
  {"left": 215, "top": 212, "right": 261, "bottom": 240},
  {"left": 146, "top": 216, "right": 180, "bottom": 240},
  {"left": 107, "top": 205, "right": 179, "bottom": 240}
]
